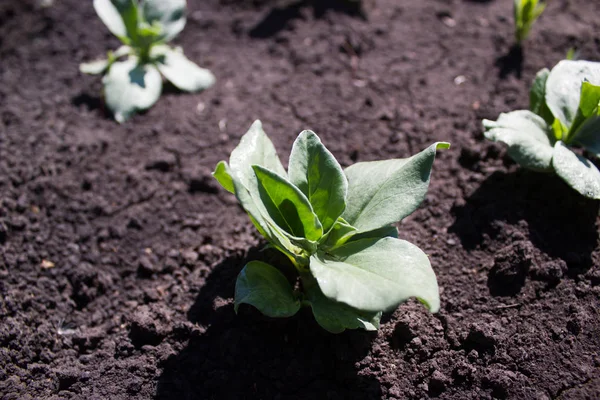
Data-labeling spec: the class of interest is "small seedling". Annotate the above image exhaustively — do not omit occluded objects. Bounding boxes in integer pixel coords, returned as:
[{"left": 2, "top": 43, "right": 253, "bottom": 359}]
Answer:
[
  {"left": 213, "top": 121, "right": 449, "bottom": 333},
  {"left": 513, "top": 0, "right": 546, "bottom": 44},
  {"left": 484, "top": 60, "right": 600, "bottom": 199},
  {"left": 80, "top": 0, "right": 215, "bottom": 122}
]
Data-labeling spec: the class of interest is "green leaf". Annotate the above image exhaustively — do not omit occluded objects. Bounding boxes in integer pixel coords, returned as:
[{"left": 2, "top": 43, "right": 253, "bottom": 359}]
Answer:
[
  {"left": 229, "top": 120, "right": 287, "bottom": 188},
  {"left": 80, "top": 46, "right": 131, "bottom": 75},
  {"left": 342, "top": 142, "right": 449, "bottom": 233},
  {"left": 483, "top": 110, "right": 555, "bottom": 171},
  {"left": 346, "top": 225, "right": 398, "bottom": 243},
  {"left": 309, "top": 237, "right": 440, "bottom": 313},
  {"left": 572, "top": 116, "right": 600, "bottom": 157},
  {"left": 302, "top": 273, "right": 381, "bottom": 334},
  {"left": 319, "top": 218, "right": 357, "bottom": 250},
  {"left": 152, "top": 45, "right": 215, "bottom": 92},
  {"left": 552, "top": 141, "right": 600, "bottom": 199},
  {"left": 566, "top": 82, "right": 600, "bottom": 142},
  {"left": 80, "top": 59, "right": 110, "bottom": 75},
  {"left": 142, "top": 0, "right": 186, "bottom": 42},
  {"left": 234, "top": 176, "right": 306, "bottom": 261},
  {"left": 288, "top": 131, "right": 348, "bottom": 232},
  {"left": 253, "top": 165, "right": 323, "bottom": 241},
  {"left": 530, "top": 68, "right": 553, "bottom": 124},
  {"left": 235, "top": 261, "right": 300, "bottom": 318},
  {"left": 578, "top": 81, "right": 600, "bottom": 118},
  {"left": 93, "top": 0, "right": 138, "bottom": 44},
  {"left": 545, "top": 60, "right": 600, "bottom": 132},
  {"left": 102, "top": 58, "right": 163, "bottom": 123},
  {"left": 212, "top": 161, "right": 234, "bottom": 193},
  {"left": 223, "top": 121, "right": 310, "bottom": 260}
]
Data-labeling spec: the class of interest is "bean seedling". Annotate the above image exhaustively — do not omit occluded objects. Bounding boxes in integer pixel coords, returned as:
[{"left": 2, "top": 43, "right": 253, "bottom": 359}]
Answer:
[
  {"left": 484, "top": 60, "right": 600, "bottom": 199},
  {"left": 213, "top": 121, "right": 449, "bottom": 333},
  {"left": 80, "top": 0, "right": 215, "bottom": 122},
  {"left": 514, "top": 0, "right": 546, "bottom": 44}
]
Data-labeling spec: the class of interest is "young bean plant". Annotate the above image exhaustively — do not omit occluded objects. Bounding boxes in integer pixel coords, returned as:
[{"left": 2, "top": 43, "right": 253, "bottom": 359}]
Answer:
[
  {"left": 514, "top": 0, "right": 546, "bottom": 44},
  {"left": 213, "top": 121, "right": 449, "bottom": 333},
  {"left": 484, "top": 60, "right": 600, "bottom": 199},
  {"left": 80, "top": 0, "right": 215, "bottom": 123}
]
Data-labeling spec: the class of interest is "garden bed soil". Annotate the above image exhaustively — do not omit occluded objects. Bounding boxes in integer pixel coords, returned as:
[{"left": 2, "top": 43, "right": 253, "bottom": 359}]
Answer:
[{"left": 1, "top": 0, "right": 600, "bottom": 399}]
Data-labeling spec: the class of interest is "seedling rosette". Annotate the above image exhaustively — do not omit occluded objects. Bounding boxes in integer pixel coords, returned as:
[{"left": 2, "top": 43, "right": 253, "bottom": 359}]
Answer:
[
  {"left": 213, "top": 121, "right": 449, "bottom": 333},
  {"left": 80, "top": 0, "right": 215, "bottom": 122},
  {"left": 483, "top": 60, "right": 600, "bottom": 199}
]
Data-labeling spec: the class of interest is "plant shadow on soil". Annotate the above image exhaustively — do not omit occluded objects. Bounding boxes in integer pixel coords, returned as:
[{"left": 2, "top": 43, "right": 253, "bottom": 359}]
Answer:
[
  {"left": 450, "top": 169, "right": 598, "bottom": 295},
  {"left": 249, "top": 0, "right": 366, "bottom": 38},
  {"left": 155, "top": 246, "right": 380, "bottom": 400},
  {"left": 494, "top": 44, "right": 524, "bottom": 79}
]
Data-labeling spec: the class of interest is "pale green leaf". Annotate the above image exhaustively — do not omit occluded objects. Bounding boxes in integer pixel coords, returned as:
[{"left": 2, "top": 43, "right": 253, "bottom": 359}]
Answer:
[
  {"left": 342, "top": 142, "right": 449, "bottom": 233},
  {"left": 212, "top": 161, "right": 234, "bottom": 194},
  {"left": 235, "top": 261, "right": 300, "bottom": 318},
  {"left": 102, "top": 58, "right": 163, "bottom": 123},
  {"left": 152, "top": 46, "right": 215, "bottom": 92},
  {"left": 545, "top": 60, "right": 600, "bottom": 131},
  {"left": 302, "top": 273, "right": 381, "bottom": 334},
  {"left": 253, "top": 165, "right": 323, "bottom": 242},
  {"left": 483, "top": 110, "right": 554, "bottom": 171},
  {"left": 552, "top": 141, "right": 600, "bottom": 199},
  {"left": 223, "top": 122, "right": 309, "bottom": 259},
  {"left": 288, "top": 130, "right": 348, "bottom": 232},
  {"left": 229, "top": 120, "right": 287, "bottom": 189},
  {"left": 142, "top": 0, "right": 186, "bottom": 42},
  {"left": 80, "top": 59, "right": 109, "bottom": 75},
  {"left": 309, "top": 237, "right": 440, "bottom": 313},
  {"left": 93, "top": 0, "right": 138, "bottom": 43},
  {"left": 530, "top": 68, "right": 553, "bottom": 124}
]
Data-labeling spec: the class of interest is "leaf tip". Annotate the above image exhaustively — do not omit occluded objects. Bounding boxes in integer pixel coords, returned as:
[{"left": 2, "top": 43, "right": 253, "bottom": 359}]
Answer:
[{"left": 436, "top": 142, "right": 451, "bottom": 150}]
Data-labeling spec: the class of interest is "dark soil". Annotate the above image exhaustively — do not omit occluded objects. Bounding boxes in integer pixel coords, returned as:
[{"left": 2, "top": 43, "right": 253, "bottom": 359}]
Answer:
[{"left": 1, "top": 0, "right": 600, "bottom": 399}]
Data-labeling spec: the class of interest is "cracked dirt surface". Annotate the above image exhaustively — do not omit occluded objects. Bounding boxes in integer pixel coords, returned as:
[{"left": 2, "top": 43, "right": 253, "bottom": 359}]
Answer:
[{"left": 1, "top": 0, "right": 600, "bottom": 399}]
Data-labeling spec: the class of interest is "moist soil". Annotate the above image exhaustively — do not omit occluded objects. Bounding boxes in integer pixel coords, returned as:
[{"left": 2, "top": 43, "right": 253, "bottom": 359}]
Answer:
[{"left": 1, "top": 0, "right": 600, "bottom": 399}]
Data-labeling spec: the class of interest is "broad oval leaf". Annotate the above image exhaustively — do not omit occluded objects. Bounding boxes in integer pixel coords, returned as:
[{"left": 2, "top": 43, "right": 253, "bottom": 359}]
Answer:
[
  {"left": 253, "top": 165, "right": 323, "bottom": 241},
  {"left": 342, "top": 142, "right": 449, "bottom": 233},
  {"left": 235, "top": 261, "right": 300, "bottom": 318},
  {"left": 229, "top": 120, "right": 287, "bottom": 189},
  {"left": 529, "top": 68, "right": 553, "bottom": 124},
  {"left": 483, "top": 110, "right": 554, "bottom": 171},
  {"left": 142, "top": 0, "right": 186, "bottom": 42},
  {"left": 93, "top": 0, "right": 126, "bottom": 38},
  {"left": 93, "top": 0, "right": 138, "bottom": 43},
  {"left": 309, "top": 237, "right": 440, "bottom": 313},
  {"left": 219, "top": 122, "right": 308, "bottom": 259},
  {"left": 152, "top": 46, "right": 215, "bottom": 92},
  {"left": 302, "top": 272, "right": 381, "bottom": 334},
  {"left": 288, "top": 130, "right": 348, "bottom": 232},
  {"left": 545, "top": 60, "right": 600, "bottom": 131},
  {"left": 552, "top": 141, "right": 600, "bottom": 199},
  {"left": 102, "top": 58, "right": 163, "bottom": 123}
]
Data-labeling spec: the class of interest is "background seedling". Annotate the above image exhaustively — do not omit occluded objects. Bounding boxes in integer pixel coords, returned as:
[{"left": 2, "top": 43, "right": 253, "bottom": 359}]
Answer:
[
  {"left": 514, "top": 0, "right": 546, "bottom": 45},
  {"left": 484, "top": 60, "right": 600, "bottom": 199},
  {"left": 80, "top": 0, "right": 215, "bottom": 122},
  {"left": 213, "top": 121, "right": 449, "bottom": 333}
]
